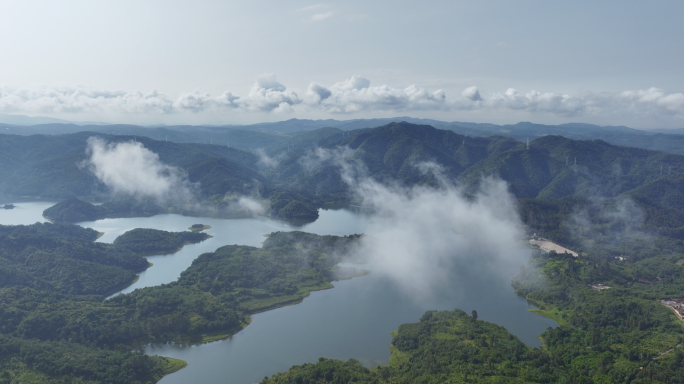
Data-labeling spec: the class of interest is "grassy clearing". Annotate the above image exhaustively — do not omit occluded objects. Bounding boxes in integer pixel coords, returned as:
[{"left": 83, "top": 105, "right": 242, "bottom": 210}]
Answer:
[
  {"left": 160, "top": 358, "right": 187, "bottom": 375},
  {"left": 242, "top": 282, "right": 334, "bottom": 313}
]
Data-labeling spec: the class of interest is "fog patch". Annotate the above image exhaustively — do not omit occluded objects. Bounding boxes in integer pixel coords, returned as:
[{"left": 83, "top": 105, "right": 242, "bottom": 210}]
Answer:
[
  {"left": 298, "top": 146, "right": 355, "bottom": 171},
  {"left": 83, "top": 137, "right": 193, "bottom": 203},
  {"left": 255, "top": 148, "right": 280, "bottom": 168},
  {"left": 339, "top": 160, "right": 531, "bottom": 299},
  {"left": 228, "top": 196, "right": 267, "bottom": 215},
  {"left": 569, "top": 196, "right": 651, "bottom": 250},
  {"left": 83, "top": 137, "right": 267, "bottom": 218}
]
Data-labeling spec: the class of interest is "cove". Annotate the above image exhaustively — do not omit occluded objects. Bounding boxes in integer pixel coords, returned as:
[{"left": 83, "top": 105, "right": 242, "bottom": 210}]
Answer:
[{"left": 0, "top": 202, "right": 557, "bottom": 384}]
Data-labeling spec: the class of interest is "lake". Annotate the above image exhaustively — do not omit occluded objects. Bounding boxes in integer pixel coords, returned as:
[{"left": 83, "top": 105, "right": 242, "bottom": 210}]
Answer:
[{"left": 0, "top": 201, "right": 557, "bottom": 384}]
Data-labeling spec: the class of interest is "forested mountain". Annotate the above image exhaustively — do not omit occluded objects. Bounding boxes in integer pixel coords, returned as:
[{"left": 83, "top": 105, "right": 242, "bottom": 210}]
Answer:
[
  {"left": 260, "top": 123, "right": 684, "bottom": 246},
  {"left": 0, "top": 132, "right": 321, "bottom": 219},
  {"left": 266, "top": 122, "right": 519, "bottom": 200},
  {"left": 8, "top": 120, "right": 684, "bottom": 382},
  {"left": 7, "top": 121, "right": 684, "bottom": 230},
  {"left": 0, "top": 132, "right": 258, "bottom": 199},
  {"left": 5, "top": 117, "right": 684, "bottom": 157}
]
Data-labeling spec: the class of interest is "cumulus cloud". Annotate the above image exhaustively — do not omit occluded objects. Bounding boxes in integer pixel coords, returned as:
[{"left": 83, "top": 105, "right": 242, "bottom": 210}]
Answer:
[
  {"left": 307, "top": 75, "right": 447, "bottom": 113},
  {"left": 461, "top": 86, "right": 482, "bottom": 101},
  {"left": 2, "top": 76, "right": 684, "bottom": 122},
  {"left": 0, "top": 86, "right": 173, "bottom": 114},
  {"left": 174, "top": 74, "right": 301, "bottom": 114},
  {"left": 241, "top": 73, "right": 302, "bottom": 112},
  {"left": 83, "top": 137, "right": 193, "bottom": 202},
  {"left": 306, "top": 82, "right": 332, "bottom": 103}
]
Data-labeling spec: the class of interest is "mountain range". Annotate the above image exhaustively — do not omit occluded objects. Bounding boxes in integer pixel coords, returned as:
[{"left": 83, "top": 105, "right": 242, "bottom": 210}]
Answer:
[{"left": 3, "top": 121, "right": 684, "bottom": 247}]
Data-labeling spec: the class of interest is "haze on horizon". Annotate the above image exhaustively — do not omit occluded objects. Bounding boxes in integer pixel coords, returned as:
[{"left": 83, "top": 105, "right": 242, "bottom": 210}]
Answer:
[{"left": 0, "top": 0, "right": 683, "bottom": 128}]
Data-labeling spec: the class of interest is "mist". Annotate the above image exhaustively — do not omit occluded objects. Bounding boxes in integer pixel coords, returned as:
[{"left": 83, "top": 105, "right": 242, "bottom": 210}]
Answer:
[
  {"left": 323, "top": 150, "right": 533, "bottom": 299},
  {"left": 83, "top": 137, "right": 270, "bottom": 217},
  {"left": 568, "top": 195, "right": 651, "bottom": 253},
  {"left": 255, "top": 148, "right": 280, "bottom": 168},
  {"left": 83, "top": 137, "right": 193, "bottom": 203}
]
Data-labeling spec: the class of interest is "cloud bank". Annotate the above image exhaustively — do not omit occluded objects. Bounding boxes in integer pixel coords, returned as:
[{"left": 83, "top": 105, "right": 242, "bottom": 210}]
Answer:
[{"left": 2, "top": 76, "right": 684, "bottom": 122}]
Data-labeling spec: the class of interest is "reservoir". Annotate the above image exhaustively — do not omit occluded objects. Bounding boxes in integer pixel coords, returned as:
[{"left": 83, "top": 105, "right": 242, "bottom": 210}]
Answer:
[{"left": 0, "top": 201, "right": 557, "bottom": 384}]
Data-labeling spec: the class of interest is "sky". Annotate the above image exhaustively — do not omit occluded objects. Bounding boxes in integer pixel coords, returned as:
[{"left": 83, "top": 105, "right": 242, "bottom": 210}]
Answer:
[{"left": 0, "top": 0, "right": 683, "bottom": 128}]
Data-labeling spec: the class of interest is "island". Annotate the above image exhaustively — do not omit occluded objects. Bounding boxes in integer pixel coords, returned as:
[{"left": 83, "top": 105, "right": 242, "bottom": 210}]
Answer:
[
  {"left": 113, "top": 228, "right": 211, "bottom": 255},
  {"left": 188, "top": 223, "right": 212, "bottom": 231},
  {"left": 2, "top": 203, "right": 14, "bottom": 210}
]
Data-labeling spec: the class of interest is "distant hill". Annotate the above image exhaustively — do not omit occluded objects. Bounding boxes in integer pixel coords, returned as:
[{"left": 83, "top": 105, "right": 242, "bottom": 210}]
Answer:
[
  {"left": 0, "top": 132, "right": 319, "bottom": 220},
  {"left": 6, "top": 121, "right": 684, "bottom": 237},
  {"left": 5, "top": 117, "right": 684, "bottom": 158},
  {"left": 267, "top": 122, "right": 519, "bottom": 199},
  {"left": 0, "top": 113, "right": 108, "bottom": 126}
]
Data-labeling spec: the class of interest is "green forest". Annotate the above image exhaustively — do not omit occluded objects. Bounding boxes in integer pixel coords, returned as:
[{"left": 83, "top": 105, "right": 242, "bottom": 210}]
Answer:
[
  {"left": 113, "top": 228, "right": 210, "bottom": 255},
  {"left": 6, "top": 122, "right": 684, "bottom": 382},
  {"left": 260, "top": 249, "right": 684, "bottom": 383},
  {"left": 0, "top": 225, "right": 363, "bottom": 383}
]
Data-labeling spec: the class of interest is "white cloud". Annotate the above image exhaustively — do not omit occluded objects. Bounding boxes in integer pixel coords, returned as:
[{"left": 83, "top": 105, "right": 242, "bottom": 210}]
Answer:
[
  {"left": 84, "top": 137, "right": 271, "bottom": 216},
  {"left": 1, "top": 77, "right": 684, "bottom": 123},
  {"left": 0, "top": 86, "right": 173, "bottom": 114},
  {"left": 255, "top": 148, "right": 280, "bottom": 168},
  {"left": 461, "top": 86, "right": 482, "bottom": 101},
  {"left": 310, "top": 75, "right": 447, "bottom": 113},
  {"left": 310, "top": 11, "right": 334, "bottom": 21},
  {"left": 174, "top": 74, "right": 301, "bottom": 113},
  {"left": 83, "top": 137, "right": 192, "bottom": 202},
  {"left": 321, "top": 155, "right": 530, "bottom": 298},
  {"left": 230, "top": 196, "right": 266, "bottom": 215}
]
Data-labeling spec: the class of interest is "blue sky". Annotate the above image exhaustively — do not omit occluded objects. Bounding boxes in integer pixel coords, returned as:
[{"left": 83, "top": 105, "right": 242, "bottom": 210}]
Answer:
[{"left": 0, "top": 0, "right": 682, "bottom": 127}]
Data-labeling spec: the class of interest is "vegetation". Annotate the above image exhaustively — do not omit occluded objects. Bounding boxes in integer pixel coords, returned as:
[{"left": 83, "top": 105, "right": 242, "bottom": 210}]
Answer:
[
  {"left": 43, "top": 197, "right": 165, "bottom": 223},
  {"left": 0, "top": 224, "right": 363, "bottom": 383},
  {"left": 260, "top": 248, "right": 684, "bottom": 383},
  {"left": 0, "top": 222, "right": 147, "bottom": 295},
  {"left": 13, "top": 122, "right": 684, "bottom": 224},
  {"left": 113, "top": 228, "right": 210, "bottom": 255},
  {"left": 189, "top": 223, "right": 211, "bottom": 231},
  {"left": 10, "top": 122, "right": 684, "bottom": 382}
]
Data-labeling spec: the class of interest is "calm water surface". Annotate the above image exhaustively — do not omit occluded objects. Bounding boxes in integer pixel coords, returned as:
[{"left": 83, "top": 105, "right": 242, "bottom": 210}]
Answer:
[{"left": 1, "top": 202, "right": 557, "bottom": 384}]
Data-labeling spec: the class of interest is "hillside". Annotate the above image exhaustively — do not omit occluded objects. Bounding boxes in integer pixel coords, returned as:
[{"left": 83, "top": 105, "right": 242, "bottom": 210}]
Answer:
[
  {"left": 8, "top": 122, "right": 684, "bottom": 236},
  {"left": 267, "top": 122, "right": 519, "bottom": 200},
  {"left": 0, "top": 225, "right": 363, "bottom": 383}
]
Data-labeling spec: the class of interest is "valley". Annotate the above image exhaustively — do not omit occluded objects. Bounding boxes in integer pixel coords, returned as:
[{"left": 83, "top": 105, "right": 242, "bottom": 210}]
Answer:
[{"left": 3, "top": 121, "right": 684, "bottom": 383}]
